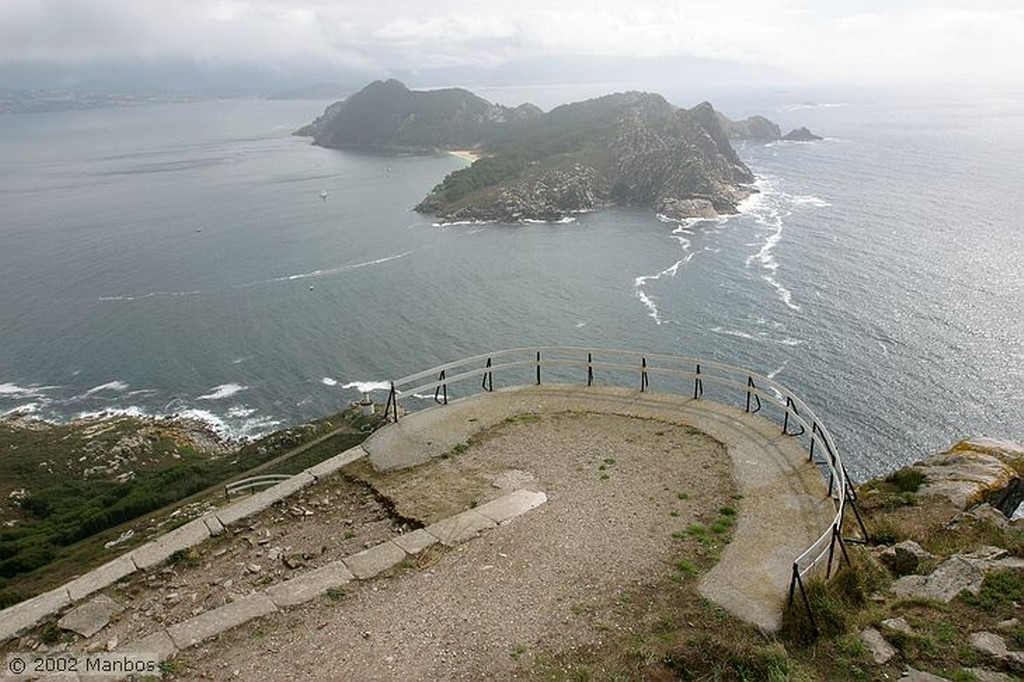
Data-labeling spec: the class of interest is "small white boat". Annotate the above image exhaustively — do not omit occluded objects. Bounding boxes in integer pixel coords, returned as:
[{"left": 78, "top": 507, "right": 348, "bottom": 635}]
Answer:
[{"left": 319, "top": 190, "right": 328, "bottom": 200}]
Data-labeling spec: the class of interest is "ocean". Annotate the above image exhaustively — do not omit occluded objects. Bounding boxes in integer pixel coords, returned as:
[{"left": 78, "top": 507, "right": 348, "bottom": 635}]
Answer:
[{"left": 1, "top": 88, "right": 1021, "bottom": 479}]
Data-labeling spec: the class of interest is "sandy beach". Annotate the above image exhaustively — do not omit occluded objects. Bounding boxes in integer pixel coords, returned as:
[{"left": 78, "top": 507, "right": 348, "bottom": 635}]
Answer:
[{"left": 448, "top": 149, "right": 481, "bottom": 162}]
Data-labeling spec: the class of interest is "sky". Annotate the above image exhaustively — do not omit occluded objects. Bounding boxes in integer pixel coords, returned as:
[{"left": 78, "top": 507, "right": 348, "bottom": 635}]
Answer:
[{"left": 0, "top": 0, "right": 1021, "bottom": 92}]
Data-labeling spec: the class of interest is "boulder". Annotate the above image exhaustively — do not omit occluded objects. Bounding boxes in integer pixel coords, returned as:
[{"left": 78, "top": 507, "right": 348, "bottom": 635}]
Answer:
[
  {"left": 879, "top": 540, "right": 936, "bottom": 576},
  {"left": 861, "top": 626, "right": 896, "bottom": 664}
]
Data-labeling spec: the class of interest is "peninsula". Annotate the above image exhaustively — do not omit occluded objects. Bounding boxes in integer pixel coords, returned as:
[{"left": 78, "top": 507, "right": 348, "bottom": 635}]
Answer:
[{"left": 295, "top": 80, "right": 818, "bottom": 223}]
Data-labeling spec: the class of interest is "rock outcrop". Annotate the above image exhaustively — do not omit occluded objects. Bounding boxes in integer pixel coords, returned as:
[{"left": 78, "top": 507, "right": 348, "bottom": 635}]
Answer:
[
  {"left": 716, "top": 113, "right": 782, "bottom": 141},
  {"left": 914, "top": 438, "right": 1024, "bottom": 511}
]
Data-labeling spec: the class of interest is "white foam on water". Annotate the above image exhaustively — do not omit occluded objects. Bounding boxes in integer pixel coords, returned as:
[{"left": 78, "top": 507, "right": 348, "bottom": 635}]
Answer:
[
  {"left": 321, "top": 377, "right": 339, "bottom": 386},
  {"left": 0, "top": 382, "right": 55, "bottom": 398},
  {"left": 74, "top": 405, "right": 148, "bottom": 420},
  {"left": 711, "top": 326, "right": 805, "bottom": 346},
  {"left": 84, "top": 380, "right": 130, "bottom": 396},
  {"left": 99, "top": 290, "right": 202, "bottom": 302},
  {"left": 342, "top": 380, "right": 392, "bottom": 393},
  {"left": 196, "top": 383, "right": 249, "bottom": 401},
  {"left": 2, "top": 402, "right": 41, "bottom": 417},
  {"left": 767, "top": 360, "right": 789, "bottom": 380},
  {"left": 633, "top": 257, "right": 688, "bottom": 325},
  {"left": 226, "top": 405, "right": 257, "bottom": 418},
  {"left": 268, "top": 251, "right": 412, "bottom": 284},
  {"left": 742, "top": 176, "right": 801, "bottom": 312}
]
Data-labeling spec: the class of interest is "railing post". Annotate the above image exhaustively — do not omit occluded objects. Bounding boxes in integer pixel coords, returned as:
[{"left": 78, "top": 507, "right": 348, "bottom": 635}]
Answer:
[
  {"left": 587, "top": 352, "right": 594, "bottom": 386},
  {"left": 791, "top": 564, "right": 819, "bottom": 637},
  {"left": 782, "top": 396, "right": 805, "bottom": 436},
  {"left": 809, "top": 422, "right": 818, "bottom": 462},
  {"left": 433, "top": 369, "right": 447, "bottom": 405},
  {"left": 481, "top": 357, "right": 493, "bottom": 392},
  {"left": 536, "top": 350, "right": 541, "bottom": 385},
  {"left": 384, "top": 382, "right": 398, "bottom": 423},
  {"left": 745, "top": 377, "right": 761, "bottom": 413}
]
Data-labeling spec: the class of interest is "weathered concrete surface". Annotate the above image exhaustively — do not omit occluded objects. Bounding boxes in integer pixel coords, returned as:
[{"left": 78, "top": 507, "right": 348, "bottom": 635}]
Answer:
[
  {"left": 66, "top": 554, "right": 137, "bottom": 602},
  {"left": 425, "top": 509, "right": 497, "bottom": 547},
  {"left": 166, "top": 594, "right": 277, "bottom": 650},
  {"left": 304, "top": 445, "right": 366, "bottom": 481},
  {"left": 391, "top": 528, "right": 438, "bottom": 555},
  {"left": 364, "top": 385, "right": 832, "bottom": 632},
  {"left": 474, "top": 490, "right": 547, "bottom": 525},
  {"left": 119, "top": 629, "right": 178, "bottom": 661},
  {"left": 130, "top": 518, "right": 211, "bottom": 570},
  {"left": 0, "top": 586, "right": 71, "bottom": 643},
  {"left": 57, "top": 594, "right": 124, "bottom": 638},
  {"left": 342, "top": 541, "right": 407, "bottom": 579},
  {"left": 266, "top": 561, "right": 355, "bottom": 607},
  {"left": 215, "top": 472, "right": 316, "bottom": 527},
  {"left": 202, "top": 514, "right": 225, "bottom": 537}
]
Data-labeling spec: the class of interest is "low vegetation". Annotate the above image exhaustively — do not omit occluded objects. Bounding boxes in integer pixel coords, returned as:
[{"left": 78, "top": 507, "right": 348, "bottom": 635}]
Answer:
[{"left": 0, "top": 406, "right": 376, "bottom": 605}]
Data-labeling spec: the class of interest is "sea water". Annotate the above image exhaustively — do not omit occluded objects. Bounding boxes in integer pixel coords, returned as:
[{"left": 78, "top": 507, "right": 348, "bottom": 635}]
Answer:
[{"left": 1, "top": 90, "right": 1021, "bottom": 478}]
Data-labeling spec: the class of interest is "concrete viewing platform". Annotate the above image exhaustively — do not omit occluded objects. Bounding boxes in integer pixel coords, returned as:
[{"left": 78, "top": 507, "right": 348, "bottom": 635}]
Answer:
[
  {"left": 0, "top": 383, "right": 834, "bottom": 674},
  {"left": 364, "top": 384, "right": 834, "bottom": 631}
]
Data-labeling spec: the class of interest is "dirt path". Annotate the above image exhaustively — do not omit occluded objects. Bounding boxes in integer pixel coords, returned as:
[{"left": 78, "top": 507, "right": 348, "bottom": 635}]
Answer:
[{"left": 168, "top": 412, "right": 735, "bottom": 680}]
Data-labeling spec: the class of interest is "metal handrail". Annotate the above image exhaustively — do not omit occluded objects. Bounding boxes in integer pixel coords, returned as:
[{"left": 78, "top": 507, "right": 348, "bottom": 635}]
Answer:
[
  {"left": 380, "top": 347, "right": 866, "bottom": 629},
  {"left": 224, "top": 474, "right": 293, "bottom": 498}
]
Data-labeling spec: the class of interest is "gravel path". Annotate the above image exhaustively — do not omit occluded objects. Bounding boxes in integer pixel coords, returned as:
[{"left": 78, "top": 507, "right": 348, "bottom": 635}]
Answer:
[{"left": 171, "top": 412, "right": 735, "bottom": 680}]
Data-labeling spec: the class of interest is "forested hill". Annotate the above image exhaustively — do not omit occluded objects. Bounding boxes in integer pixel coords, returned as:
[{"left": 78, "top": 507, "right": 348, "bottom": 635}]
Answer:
[{"left": 295, "top": 80, "right": 813, "bottom": 222}]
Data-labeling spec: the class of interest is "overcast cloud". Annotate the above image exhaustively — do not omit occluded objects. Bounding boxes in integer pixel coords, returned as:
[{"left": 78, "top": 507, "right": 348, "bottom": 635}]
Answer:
[{"left": 1, "top": 0, "right": 1021, "bottom": 90}]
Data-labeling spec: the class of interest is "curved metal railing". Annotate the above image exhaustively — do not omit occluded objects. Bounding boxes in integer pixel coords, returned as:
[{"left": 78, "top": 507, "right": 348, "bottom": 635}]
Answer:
[{"left": 380, "top": 347, "right": 867, "bottom": 629}]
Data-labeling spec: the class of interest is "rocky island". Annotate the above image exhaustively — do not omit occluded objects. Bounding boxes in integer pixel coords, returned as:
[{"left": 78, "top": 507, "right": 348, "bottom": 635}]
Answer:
[{"left": 296, "top": 80, "right": 819, "bottom": 223}]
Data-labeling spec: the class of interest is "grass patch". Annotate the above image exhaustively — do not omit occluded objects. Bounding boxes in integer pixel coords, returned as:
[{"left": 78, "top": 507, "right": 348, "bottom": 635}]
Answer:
[
  {"left": 960, "top": 570, "right": 1024, "bottom": 615},
  {"left": 504, "top": 413, "right": 541, "bottom": 425},
  {"left": 886, "top": 467, "right": 926, "bottom": 493}
]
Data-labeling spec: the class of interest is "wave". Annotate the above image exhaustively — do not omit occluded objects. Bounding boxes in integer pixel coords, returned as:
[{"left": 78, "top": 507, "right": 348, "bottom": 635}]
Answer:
[
  {"left": 0, "top": 382, "right": 56, "bottom": 399},
  {"left": 341, "top": 380, "right": 392, "bottom": 393},
  {"left": 174, "top": 407, "right": 281, "bottom": 440},
  {"left": 99, "top": 290, "right": 202, "bottom": 302},
  {"left": 767, "top": 360, "right": 789, "bottom": 380},
  {"left": 101, "top": 252, "right": 412, "bottom": 302},
  {"left": 321, "top": 377, "right": 339, "bottom": 386},
  {"left": 84, "top": 380, "right": 130, "bottom": 396},
  {"left": 259, "top": 252, "right": 411, "bottom": 286},
  {"left": 711, "top": 327, "right": 805, "bottom": 346},
  {"left": 196, "top": 383, "right": 249, "bottom": 401}
]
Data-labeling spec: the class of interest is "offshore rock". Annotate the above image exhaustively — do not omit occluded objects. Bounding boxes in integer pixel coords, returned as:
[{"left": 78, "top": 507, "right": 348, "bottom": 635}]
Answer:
[{"left": 782, "top": 126, "right": 824, "bottom": 141}]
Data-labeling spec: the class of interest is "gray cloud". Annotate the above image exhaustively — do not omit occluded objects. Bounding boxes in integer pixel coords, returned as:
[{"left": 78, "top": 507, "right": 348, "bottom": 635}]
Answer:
[{"left": 1, "top": 0, "right": 1021, "bottom": 89}]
